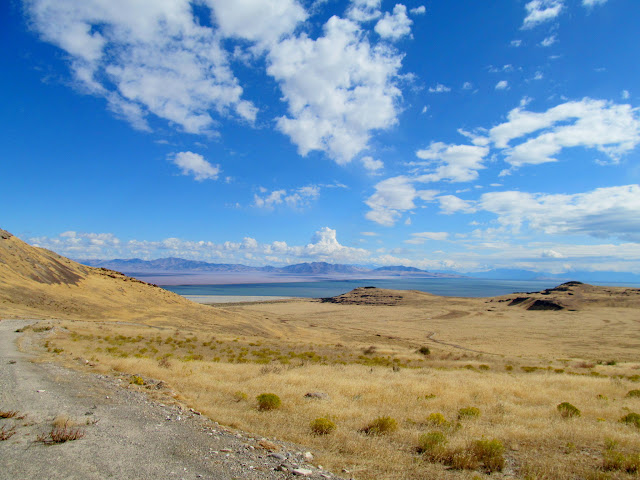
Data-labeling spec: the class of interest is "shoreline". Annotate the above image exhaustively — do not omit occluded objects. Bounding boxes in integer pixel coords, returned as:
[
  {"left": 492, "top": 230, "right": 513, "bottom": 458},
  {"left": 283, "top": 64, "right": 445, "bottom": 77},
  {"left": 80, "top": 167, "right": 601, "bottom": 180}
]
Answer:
[{"left": 183, "top": 295, "right": 296, "bottom": 304}]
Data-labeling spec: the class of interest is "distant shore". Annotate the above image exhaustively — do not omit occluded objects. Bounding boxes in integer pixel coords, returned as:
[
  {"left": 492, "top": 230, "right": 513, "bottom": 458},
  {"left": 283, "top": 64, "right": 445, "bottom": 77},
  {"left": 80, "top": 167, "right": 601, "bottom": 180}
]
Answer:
[{"left": 184, "top": 295, "right": 295, "bottom": 304}]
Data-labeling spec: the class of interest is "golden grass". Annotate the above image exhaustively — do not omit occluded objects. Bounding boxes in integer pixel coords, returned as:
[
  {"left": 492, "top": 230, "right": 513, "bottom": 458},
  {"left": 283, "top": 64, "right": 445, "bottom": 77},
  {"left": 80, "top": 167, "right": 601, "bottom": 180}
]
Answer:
[{"left": 39, "top": 320, "right": 640, "bottom": 480}]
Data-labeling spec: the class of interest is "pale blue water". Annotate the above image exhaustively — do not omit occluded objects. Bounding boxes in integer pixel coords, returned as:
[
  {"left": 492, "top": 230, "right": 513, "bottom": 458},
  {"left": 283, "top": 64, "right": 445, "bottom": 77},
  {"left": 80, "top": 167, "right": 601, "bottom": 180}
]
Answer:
[{"left": 162, "top": 277, "right": 567, "bottom": 298}]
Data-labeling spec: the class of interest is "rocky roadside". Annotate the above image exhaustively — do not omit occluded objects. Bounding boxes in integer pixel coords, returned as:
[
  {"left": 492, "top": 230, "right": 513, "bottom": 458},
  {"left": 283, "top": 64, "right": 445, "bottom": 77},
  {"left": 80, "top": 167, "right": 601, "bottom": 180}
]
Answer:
[{"left": 0, "top": 319, "right": 351, "bottom": 480}]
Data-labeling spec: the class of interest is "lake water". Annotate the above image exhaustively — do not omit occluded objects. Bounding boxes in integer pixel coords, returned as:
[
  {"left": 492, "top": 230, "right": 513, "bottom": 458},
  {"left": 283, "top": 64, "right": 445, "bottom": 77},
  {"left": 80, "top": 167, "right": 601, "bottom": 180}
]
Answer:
[{"left": 162, "top": 277, "right": 567, "bottom": 299}]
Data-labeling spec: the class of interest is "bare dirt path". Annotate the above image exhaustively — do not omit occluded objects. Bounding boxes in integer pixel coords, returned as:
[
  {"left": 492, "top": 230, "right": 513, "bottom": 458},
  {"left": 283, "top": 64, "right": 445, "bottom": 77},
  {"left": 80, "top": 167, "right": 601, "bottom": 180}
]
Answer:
[{"left": 0, "top": 320, "right": 338, "bottom": 480}]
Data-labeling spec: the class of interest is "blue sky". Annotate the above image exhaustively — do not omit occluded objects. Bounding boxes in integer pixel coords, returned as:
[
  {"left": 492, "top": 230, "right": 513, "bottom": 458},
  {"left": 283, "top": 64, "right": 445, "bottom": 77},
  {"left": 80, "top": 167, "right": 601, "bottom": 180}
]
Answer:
[{"left": 2, "top": 0, "right": 640, "bottom": 275}]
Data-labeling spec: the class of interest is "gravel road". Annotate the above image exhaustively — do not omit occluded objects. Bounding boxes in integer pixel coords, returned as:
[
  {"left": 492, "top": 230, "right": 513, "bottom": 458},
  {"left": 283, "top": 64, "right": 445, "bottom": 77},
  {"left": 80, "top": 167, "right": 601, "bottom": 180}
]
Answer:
[{"left": 0, "top": 320, "right": 343, "bottom": 480}]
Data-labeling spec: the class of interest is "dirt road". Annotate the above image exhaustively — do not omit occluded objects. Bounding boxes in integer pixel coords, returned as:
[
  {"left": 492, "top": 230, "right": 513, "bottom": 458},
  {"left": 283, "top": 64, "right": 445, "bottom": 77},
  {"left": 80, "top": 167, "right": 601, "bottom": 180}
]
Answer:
[{"left": 0, "top": 320, "right": 335, "bottom": 480}]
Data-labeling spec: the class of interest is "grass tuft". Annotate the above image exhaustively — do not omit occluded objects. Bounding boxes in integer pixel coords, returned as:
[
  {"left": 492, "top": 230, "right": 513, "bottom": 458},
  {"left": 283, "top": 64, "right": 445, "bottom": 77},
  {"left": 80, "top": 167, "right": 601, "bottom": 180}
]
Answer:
[
  {"left": 310, "top": 417, "right": 336, "bottom": 435},
  {"left": 0, "top": 425, "right": 16, "bottom": 441},
  {"left": 620, "top": 412, "right": 640, "bottom": 428},
  {"left": 557, "top": 402, "right": 581, "bottom": 418},
  {"left": 361, "top": 416, "right": 397, "bottom": 436},
  {"left": 457, "top": 406, "right": 481, "bottom": 419},
  {"left": 37, "top": 425, "right": 85, "bottom": 445}
]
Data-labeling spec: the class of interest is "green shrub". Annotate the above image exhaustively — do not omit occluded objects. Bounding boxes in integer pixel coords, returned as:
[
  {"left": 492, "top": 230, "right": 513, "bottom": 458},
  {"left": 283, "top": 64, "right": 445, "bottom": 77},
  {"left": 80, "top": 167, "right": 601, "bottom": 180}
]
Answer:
[
  {"left": 427, "top": 412, "right": 448, "bottom": 426},
  {"left": 233, "top": 391, "right": 248, "bottom": 402},
  {"left": 130, "top": 375, "right": 144, "bottom": 385},
  {"left": 603, "top": 450, "right": 640, "bottom": 473},
  {"left": 417, "top": 346, "right": 431, "bottom": 356},
  {"left": 362, "top": 416, "right": 398, "bottom": 435},
  {"left": 256, "top": 393, "right": 281, "bottom": 411},
  {"left": 457, "top": 407, "right": 480, "bottom": 419},
  {"left": 310, "top": 417, "right": 336, "bottom": 435},
  {"left": 521, "top": 366, "right": 538, "bottom": 373},
  {"left": 419, "top": 431, "right": 447, "bottom": 452},
  {"left": 505, "top": 365, "right": 513, "bottom": 372},
  {"left": 471, "top": 438, "right": 505, "bottom": 472},
  {"left": 620, "top": 412, "right": 640, "bottom": 428},
  {"left": 626, "top": 389, "right": 640, "bottom": 398},
  {"left": 478, "top": 364, "right": 490, "bottom": 371},
  {"left": 424, "top": 394, "right": 436, "bottom": 400},
  {"left": 557, "top": 402, "right": 581, "bottom": 418}
]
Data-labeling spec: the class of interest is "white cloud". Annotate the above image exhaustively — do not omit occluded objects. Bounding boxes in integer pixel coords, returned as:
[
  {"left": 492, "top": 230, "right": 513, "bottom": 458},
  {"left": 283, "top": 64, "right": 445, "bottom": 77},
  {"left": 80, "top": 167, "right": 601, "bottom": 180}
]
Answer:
[
  {"left": 405, "top": 231, "right": 449, "bottom": 244},
  {"left": 207, "top": 0, "right": 307, "bottom": 49},
  {"left": 414, "top": 142, "right": 489, "bottom": 183},
  {"left": 428, "top": 83, "right": 451, "bottom": 93},
  {"left": 622, "top": 90, "right": 630, "bottom": 100},
  {"left": 495, "top": 80, "right": 509, "bottom": 90},
  {"left": 421, "top": 105, "right": 429, "bottom": 113},
  {"left": 582, "top": 0, "right": 608, "bottom": 7},
  {"left": 361, "top": 231, "right": 379, "bottom": 236},
  {"left": 479, "top": 185, "right": 640, "bottom": 241},
  {"left": 365, "top": 176, "right": 426, "bottom": 226},
  {"left": 540, "top": 34, "right": 557, "bottom": 47},
  {"left": 374, "top": 4, "right": 412, "bottom": 40},
  {"left": 437, "top": 195, "right": 476, "bottom": 214},
  {"left": 362, "top": 156, "right": 384, "bottom": 172},
  {"left": 267, "top": 15, "right": 404, "bottom": 164},
  {"left": 490, "top": 98, "right": 640, "bottom": 167},
  {"left": 510, "top": 39, "right": 522, "bottom": 47},
  {"left": 31, "top": 227, "right": 370, "bottom": 265},
  {"left": 26, "top": 0, "right": 258, "bottom": 134},
  {"left": 347, "top": 0, "right": 382, "bottom": 23},
  {"left": 254, "top": 185, "right": 320, "bottom": 209},
  {"left": 523, "top": 0, "right": 564, "bottom": 29},
  {"left": 253, "top": 189, "right": 286, "bottom": 208},
  {"left": 534, "top": 71, "right": 544, "bottom": 80},
  {"left": 462, "top": 82, "right": 473, "bottom": 90},
  {"left": 170, "top": 151, "right": 220, "bottom": 181},
  {"left": 410, "top": 6, "right": 426, "bottom": 15}
]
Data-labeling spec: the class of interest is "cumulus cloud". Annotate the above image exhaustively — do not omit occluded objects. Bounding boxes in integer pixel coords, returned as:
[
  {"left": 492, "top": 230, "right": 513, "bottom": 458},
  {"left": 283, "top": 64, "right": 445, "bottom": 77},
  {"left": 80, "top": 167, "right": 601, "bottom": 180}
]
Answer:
[
  {"left": 522, "top": 0, "right": 564, "bottom": 29},
  {"left": 362, "top": 156, "right": 384, "bottom": 172},
  {"left": 208, "top": 0, "right": 307, "bottom": 49},
  {"left": 26, "top": 0, "right": 258, "bottom": 134},
  {"left": 170, "top": 151, "right": 220, "bottom": 181},
  {"left": 267, "top": 15, "right": 404, "bottom": 164},
  {"left": 253, "top": 185, "right": 320, "bottom": 209},
  {"left": 347, "top": 0, "right": 382, "bottom": 23},
  {"left": 495, "top": 80, "right": 509, "bottom": 90},
  {"left": 30, "top": 227, "right": 369, "bottom": 265},
  {"left": 490, "top": 98, "right": 640, "bottom": 167},
  {"left": 365, "top": 176, "right": 418, "bottom": 226},
  {"left": 374, "top": 4, "right": 412, "bottom": 40},
  {"left": 428, "top": 83, "right": 451, "bottom": 93},
  {"left": 437, "top": 195, "right": 476, "bottom": 215},
  {"left": 410, "top": 6, "right": 426, "bottom": 15},
  {"left": 414, "top": 142, "right": 489, "bottom": 183},
  {"left": 479, "top": 185, "right": 640, "bottom": 241}
]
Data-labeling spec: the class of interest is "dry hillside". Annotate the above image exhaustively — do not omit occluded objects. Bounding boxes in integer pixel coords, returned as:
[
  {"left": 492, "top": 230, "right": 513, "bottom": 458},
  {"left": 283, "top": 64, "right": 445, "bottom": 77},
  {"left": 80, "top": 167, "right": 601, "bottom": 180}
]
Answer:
[{"left": 0, "top": 228, "right": 228, "bottom": 327}]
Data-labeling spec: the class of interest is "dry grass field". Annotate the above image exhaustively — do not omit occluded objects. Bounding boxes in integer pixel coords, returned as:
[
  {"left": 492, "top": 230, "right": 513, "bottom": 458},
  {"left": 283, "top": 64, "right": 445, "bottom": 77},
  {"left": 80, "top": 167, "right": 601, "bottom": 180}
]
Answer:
[
  {"left": 3, "top": 229, "right": 640, "bottom": 479},
  {"left": 23, "top": 284, "right": 640, "bottom": 480}
]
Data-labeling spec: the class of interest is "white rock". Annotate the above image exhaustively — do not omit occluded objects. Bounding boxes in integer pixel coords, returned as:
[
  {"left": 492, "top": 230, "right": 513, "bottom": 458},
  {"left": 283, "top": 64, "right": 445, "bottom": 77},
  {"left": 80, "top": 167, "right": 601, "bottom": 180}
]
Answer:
[
  {"left": 292, "top": 468, "right": 313, "bottom": 476},
  {"left": 303, "top": 452, "right": 314, "bottom": 461}
]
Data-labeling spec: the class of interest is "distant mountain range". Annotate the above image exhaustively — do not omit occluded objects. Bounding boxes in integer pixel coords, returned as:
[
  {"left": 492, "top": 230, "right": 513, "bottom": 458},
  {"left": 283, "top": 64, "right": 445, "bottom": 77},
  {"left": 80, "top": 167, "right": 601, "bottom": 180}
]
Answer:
[{"left": 79, "top": 258, "right": 462, "bottom": 278}]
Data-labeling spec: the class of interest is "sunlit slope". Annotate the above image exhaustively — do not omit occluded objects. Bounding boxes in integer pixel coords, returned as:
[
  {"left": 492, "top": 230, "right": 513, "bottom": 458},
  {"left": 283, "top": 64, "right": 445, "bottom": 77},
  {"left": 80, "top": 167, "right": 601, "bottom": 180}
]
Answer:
[{"left": 0, "top": 228, "right": 225, "bottom": 325}]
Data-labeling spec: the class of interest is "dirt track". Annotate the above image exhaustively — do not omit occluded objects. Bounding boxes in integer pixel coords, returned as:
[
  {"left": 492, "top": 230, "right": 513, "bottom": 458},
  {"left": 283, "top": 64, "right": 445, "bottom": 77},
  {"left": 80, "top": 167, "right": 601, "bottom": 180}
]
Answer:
[{"left": 0, "top": 320, "right": 337, "bottom": 480}]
